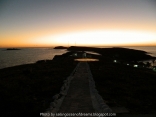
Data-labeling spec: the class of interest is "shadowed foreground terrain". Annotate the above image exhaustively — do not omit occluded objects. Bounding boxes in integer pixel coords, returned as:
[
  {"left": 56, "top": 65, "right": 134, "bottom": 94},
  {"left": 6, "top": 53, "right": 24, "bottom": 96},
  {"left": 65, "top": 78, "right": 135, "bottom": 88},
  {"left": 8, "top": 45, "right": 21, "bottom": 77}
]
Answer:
[
  {"left": 66, "top": 46, "right": 156, "bottom": 115},
  {"left": 89, "top": 60, "right": 156, "bottom": 115},
  {"left": 0, "top": 59, "right": 78, "bottom": 117},
  {"left": 1, "top": 46, "right": 156, "bottom": 116}
]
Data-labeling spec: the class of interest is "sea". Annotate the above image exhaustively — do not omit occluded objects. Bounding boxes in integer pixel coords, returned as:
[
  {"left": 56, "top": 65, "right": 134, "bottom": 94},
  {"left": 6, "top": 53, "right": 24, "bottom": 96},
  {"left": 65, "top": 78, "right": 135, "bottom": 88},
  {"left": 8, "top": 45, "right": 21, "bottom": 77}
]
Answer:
[
  {"left": 0, "top": 48, "right": 67, "bottom": 69},
  {"left": 0, "top": 46, "right": 156, "bottom": 69}
]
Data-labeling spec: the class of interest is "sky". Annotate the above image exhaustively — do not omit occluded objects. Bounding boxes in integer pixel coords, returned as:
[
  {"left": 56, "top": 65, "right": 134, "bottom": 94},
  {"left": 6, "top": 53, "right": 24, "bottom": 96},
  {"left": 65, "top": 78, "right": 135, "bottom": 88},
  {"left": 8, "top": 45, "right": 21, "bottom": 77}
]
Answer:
[{"left": 0, "top": 0, "right": 156, "bottom": 47}]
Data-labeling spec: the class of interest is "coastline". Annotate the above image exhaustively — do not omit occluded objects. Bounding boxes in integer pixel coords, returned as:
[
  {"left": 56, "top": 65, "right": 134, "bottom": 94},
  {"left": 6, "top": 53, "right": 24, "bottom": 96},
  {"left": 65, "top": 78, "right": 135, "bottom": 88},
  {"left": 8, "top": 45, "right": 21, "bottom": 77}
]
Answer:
[
  {"left": 1, "top": 46, "right": 156, "bottom": 116},
  {"left": 0, "top": 56, "right": 78, "bottom": 117},
  {"left": 0, "top": 48, "right": 67, "bottom": 69},
  {"left": 1, "top": 46, "right": 156, "bottom": 69}
]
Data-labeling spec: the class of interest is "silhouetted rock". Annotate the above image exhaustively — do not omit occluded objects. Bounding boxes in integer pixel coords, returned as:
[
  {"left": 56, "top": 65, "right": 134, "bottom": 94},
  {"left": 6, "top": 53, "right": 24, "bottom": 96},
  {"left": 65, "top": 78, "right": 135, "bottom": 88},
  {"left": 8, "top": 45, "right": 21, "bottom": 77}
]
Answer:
[
  {"left": 67, "top": 46, "right": 156, "bottom": 61},
  {"left": 54, "top": 46, "right": 68, "bottom": 49},
  {"left": 6, "top": 48, "right": 21, "bottom": 50}
]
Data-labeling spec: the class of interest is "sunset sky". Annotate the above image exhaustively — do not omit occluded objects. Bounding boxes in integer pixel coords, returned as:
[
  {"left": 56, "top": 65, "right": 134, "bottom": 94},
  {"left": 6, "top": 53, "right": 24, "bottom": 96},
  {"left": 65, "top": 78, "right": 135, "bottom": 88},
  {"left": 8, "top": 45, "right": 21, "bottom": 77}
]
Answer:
[{"left": 0, "top": 0, "right": 156, "bottom": 47}]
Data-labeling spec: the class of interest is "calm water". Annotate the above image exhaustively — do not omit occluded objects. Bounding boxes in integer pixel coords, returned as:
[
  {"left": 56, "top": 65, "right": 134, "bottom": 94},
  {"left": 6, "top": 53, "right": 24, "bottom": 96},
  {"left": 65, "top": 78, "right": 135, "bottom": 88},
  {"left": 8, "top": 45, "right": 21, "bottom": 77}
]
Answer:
[
  {"left": 0, "top": 47, "right": 156, "bottom": 69},
  {"left": 124, "top": 46, "right": 156, "bottom": 57},
  {"left": 0, "top": 48, "right": 66, "bottom": 69}
]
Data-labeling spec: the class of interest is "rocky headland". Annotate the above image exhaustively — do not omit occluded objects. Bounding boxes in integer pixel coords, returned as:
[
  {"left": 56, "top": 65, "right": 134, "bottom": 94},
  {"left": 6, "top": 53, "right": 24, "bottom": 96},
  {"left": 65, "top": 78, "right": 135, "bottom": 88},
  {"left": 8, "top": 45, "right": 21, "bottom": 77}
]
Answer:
[{"left": 1, "top": 46, "right": 156, "bottom": 116}]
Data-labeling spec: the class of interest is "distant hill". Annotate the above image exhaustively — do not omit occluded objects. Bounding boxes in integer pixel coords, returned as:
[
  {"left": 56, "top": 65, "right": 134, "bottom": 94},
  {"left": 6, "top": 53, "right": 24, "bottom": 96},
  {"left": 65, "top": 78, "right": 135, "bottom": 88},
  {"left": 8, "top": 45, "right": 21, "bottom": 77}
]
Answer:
[
  {"left": 6, "top": 48, "right": 21, "bottom": 50},
  {"left": 54, "top": 46, "right": 68, "bottom": 49},
  {"left": 67, "top": 46, "right": 156, "bottom": 61}
]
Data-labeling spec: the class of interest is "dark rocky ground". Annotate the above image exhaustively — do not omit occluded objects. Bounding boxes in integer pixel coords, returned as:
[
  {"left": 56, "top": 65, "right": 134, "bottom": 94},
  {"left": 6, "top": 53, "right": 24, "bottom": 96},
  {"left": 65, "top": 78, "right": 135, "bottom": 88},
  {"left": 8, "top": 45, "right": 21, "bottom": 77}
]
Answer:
[
  {"left": 89, "top": 60, "right": 156, "bottom": 115},
  {"left": 1, "top": 46, "right": 156, "bottom": 117},
  {"left": 66, "top": 46, "right": 156, "bottom": 115},
  {"left": 0, "top": 58, "right": 78, "bottom": 117}
]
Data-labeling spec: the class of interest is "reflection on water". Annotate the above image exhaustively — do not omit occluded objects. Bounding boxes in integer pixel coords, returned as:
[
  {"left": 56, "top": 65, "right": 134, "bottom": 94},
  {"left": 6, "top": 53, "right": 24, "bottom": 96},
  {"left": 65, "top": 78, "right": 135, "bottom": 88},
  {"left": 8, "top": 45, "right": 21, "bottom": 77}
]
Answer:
[
  {"left": 1, "top": 46, "right": 156, "bottom": 69},
  {"left": 75, "top": 58, "right": 99, "bottom": 61},
  {"left": 0, "top": 48, "right": 67, "bottom": 69},
  {"left": 124, "top": 46, "right": 156, "bottom": 57},
  {"left": 85, "top": 51, "right": 101, "bottom": 55}
]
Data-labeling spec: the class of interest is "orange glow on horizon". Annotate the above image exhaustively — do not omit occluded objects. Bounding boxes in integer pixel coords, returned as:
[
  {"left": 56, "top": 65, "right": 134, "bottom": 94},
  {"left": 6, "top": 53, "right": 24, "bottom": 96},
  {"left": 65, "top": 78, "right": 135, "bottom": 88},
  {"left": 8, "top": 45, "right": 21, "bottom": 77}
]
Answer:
[
  {"left": 28, "top": 30, "right": 156, "bottom": 47},
  {"left": 1, "top": 0, "right": 156, "bottom": 48},
  {"left": 1, "top": 29, "right": 156, "bottom": 48}
]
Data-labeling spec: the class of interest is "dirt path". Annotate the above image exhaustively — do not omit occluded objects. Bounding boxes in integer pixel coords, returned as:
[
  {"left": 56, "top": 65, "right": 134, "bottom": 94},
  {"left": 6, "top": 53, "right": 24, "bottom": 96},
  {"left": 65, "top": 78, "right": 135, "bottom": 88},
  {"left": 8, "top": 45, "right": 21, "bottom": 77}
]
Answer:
[{"left": 58, "top": 62, "right": 95, "bottom": 113}]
